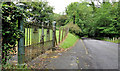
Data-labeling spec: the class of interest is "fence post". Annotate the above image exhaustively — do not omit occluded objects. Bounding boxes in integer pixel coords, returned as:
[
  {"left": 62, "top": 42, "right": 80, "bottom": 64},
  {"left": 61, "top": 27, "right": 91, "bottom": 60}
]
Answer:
[
  {"left": 41, "top": 22, "right": 45, "bottom": 53},
  {"left": 18, "top": 18, "right": 25, "bottom": 64},
  {"left": 46, "top": 23, "right": 50, "bottom": 41},
  {"left": 62, "top": 28, "right": 64, "bottom": 41},
  {"left": 52, "top": 21, "right": 56, "bottom": 50},
  {"left": 41, "top": 22, "right": 44, "bottom": 43},
  {"left": 59, "top": 28, "right": 61, "bottom": 43},
  {"left": 65, "top": 28, "right": 67, "bottom": 37},
  {"left": 64, "top": 28, "right": 66, "bottom": 38}
]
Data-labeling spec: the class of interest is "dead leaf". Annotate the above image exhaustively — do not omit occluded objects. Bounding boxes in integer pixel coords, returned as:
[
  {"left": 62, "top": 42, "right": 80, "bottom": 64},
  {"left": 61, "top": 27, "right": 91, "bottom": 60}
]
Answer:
[{"left": 51, "top": 56, "right": 58, "bottom": 58}]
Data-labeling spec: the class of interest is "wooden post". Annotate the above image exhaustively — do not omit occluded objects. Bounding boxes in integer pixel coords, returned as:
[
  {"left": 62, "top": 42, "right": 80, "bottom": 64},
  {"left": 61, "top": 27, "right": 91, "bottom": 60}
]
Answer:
[
  {"left": 65, "top": 28, "right": 67, "bottom": 37},
  {"left": 52, "top": 21, "right": 56, "bottom": 49},
  {"left": 55, "top": 33, "right": 57, "bottom": 45},
  {"left": 18, "top": 18, "right": 25, "bottom": 64},
  {"left": 59, "top": 28, "right": 61, "bottom": 43},
  {"left": 62, "top": 28, "right": 64, "bottom": 41},
  {"left": 64, "top": 28, "right": 66, "bottom": 37}
]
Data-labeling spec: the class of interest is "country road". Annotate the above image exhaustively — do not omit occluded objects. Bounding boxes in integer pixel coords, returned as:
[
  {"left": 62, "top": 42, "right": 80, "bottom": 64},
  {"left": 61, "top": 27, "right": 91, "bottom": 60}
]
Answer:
[
  {"left": 43, "top": 38, "right": 119, "bottom": 69},
  {"left": 28, "top": 38, "right": 119, "bottom": 69},
  {"left": 82, "top": 38, "right": 118, "bottom": 69}
]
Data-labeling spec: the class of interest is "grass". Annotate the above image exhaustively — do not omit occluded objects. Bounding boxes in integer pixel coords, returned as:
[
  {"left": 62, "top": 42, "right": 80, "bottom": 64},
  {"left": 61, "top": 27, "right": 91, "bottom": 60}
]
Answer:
[
  {"left": 92, "top": 37, "right": 119, "bottom": 44},
  {"left": 103, "top": 38, "right": 119, "bottom": 44},
  {"left": 59, "top": 33, "right": 79, "bottom": 49}
]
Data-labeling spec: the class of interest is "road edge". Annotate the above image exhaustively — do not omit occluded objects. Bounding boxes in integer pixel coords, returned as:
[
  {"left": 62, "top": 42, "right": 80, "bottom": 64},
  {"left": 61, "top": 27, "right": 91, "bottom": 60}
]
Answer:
[{"left": 80, "top": 39, "right": 88, "bottom": 55}]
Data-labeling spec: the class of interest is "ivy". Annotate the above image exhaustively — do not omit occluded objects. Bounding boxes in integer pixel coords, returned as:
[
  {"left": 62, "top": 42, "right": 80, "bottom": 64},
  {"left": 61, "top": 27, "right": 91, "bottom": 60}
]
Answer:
[{"left": 2, "top": 2, "right": 26, "bottom": 65}]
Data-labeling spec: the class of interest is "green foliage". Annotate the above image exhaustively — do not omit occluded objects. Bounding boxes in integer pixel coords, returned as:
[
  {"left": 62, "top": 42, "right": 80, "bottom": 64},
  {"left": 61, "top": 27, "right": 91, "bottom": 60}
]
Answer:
[
  {"left": 66, "top": 1, "right": 120, "bottom": 38},
  {"left": 2, "top": 2, "right": 26, "bottom": 65},
  {"left": 56, "top": 15, "right": 67, "bottom": 26},
  {"left": 92, "top": 2, "right": 119, "bottom": 38},
  {"left": 2, "top": 1, "right": 54, "bottom": 65},
  {"left": 66, "top": 2, "right": 93, "bottom": 35},
  {"left": 65, "top": 22, "right": 82, "bottom": 36},
  {"left": 22, "top": 1, "right": 54, "bottom": 25}
]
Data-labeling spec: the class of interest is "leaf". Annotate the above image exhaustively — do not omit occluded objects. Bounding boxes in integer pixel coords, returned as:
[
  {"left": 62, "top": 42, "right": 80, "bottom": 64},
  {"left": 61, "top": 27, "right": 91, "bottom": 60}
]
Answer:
[
  {"left": 3, "top": 33, "right": 5, "bottom": 35},
  {"left": 12, "top": 15, "right": 15, "bottom": 19},
  {"left": 7, "top": 16, "right": 11, "bottom": 21},
  {"left": 6, "top": 31, "right": 10, "bottom": 34}
]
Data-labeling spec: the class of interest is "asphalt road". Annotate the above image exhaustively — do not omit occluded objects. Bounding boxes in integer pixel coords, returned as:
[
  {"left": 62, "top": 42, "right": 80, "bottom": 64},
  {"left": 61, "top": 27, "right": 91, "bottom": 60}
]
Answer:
[
  {"left": 29, "top": 38, "right": 118, "bottom": 69},
  {"left": 82, "top": 38, "right": 118, "bottom": 69}
]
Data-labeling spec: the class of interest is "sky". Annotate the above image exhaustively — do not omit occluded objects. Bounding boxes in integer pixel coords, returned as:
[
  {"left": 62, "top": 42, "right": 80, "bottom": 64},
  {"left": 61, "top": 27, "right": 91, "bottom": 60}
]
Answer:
[
  {"left": 46, "top": 0, "right": 81, "bottom": 14},
  {"left": 46, "top": 0, "right": 119, "bottom": 14},
  {"left": 14, "top": 0, "right": 119, "bottom": 14}
]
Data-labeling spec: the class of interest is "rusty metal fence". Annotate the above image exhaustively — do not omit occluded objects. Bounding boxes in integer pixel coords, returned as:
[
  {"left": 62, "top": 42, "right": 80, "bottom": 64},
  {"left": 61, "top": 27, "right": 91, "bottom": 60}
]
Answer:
[
  {"left": 24, "top": 23, "right": 53, "bottom": 63},
  {"left": 23, "top": 22, "right": 69, "bottom": 63}
]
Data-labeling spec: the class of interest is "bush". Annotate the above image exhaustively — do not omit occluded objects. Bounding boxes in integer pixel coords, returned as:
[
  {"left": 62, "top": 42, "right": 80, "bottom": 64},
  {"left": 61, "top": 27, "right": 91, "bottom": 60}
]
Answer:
[{"left": 65, "top": 22, "right": 83, "bottom": 36}]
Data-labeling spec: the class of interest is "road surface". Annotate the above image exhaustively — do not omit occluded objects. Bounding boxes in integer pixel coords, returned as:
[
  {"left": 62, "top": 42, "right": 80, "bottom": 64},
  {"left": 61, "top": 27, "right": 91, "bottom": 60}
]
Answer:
[
  {"left": 28, "top": 38, "right": 118, "bottom": 69},
  {"left": 82, "top": 38, "right": 118, "bottom": 69}
]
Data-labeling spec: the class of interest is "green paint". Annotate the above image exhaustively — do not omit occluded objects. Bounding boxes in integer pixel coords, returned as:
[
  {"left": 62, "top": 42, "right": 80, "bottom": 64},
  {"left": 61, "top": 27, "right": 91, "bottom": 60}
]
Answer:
[{"left": 18, "top": 19, "right": 25, "bottom": 64}]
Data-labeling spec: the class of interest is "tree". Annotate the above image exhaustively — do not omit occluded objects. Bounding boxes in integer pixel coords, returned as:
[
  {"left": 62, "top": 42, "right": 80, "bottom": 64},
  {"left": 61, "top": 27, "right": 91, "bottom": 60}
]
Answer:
[
  {"left": 66, "top": 2, "right": 93, "bottom": 36},
  {"left": 21, "top": 1, "right": 54, "bottom": 25},
  {"left": 65, "top": 1, "right": 120, "bottom": 38},
  {"left": 56, "top": 15, "right": 67, "bottom": 26}
]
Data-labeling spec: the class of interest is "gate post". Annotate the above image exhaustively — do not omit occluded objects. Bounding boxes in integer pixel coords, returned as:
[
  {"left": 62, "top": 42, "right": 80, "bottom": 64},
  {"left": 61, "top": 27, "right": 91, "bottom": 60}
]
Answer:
[
  {"left": 18, "top": 18, "right": 25, "bottom": 64},
  {"left": 16, "top": 2, "right": 25, "bottom": 65},
  {"left": 52, "top": 21, "right": 56, "bottom": 50}
]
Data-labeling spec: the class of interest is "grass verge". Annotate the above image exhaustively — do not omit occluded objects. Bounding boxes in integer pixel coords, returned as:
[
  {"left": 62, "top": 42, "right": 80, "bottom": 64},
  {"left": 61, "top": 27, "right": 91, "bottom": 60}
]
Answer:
[
  {"left": 103, "top": 39, "right": 119, "bottom": 44},
  {"left": 59, "top": 33, "right": 79, "bottom": 49},
  {"left": 92, "top": 37, "right": 119, "bottom": 44}
]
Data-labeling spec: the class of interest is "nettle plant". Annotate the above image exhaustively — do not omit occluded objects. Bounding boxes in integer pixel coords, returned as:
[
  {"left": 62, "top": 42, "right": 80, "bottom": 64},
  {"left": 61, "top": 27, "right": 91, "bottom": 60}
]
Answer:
[{"left": 2, "top": 2, "right": 26, "bottom": 64}]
